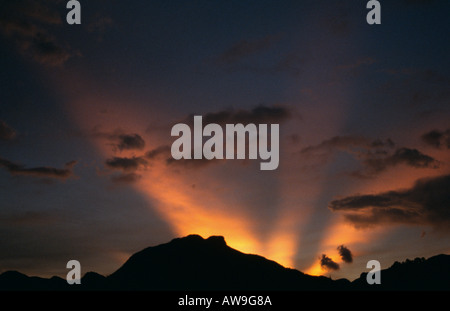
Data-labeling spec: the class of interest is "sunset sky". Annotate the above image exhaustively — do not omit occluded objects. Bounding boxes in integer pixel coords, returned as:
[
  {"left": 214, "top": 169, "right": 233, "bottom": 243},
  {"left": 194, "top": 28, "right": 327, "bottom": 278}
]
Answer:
[{"left": 1, "top": 0, "right": 449, "bottom": 281}]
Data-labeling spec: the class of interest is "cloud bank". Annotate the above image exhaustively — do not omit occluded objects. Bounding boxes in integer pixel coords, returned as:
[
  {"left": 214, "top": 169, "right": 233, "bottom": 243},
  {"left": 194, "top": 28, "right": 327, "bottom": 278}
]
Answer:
[
  {"left": 329, "top": 174, "right": 450, "bottom": 230},
  {"left": 301, "top": 135, "right": 439, "bottom": 178},
  {"left": 0, "top": 0, "right": 73, "bottom": 66}
]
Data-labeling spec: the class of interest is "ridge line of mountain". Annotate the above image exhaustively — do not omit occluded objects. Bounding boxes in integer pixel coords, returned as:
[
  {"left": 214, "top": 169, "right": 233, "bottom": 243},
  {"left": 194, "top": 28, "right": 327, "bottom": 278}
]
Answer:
[{"left": 1, "top": 234, "right": 448, "bottom": 291}]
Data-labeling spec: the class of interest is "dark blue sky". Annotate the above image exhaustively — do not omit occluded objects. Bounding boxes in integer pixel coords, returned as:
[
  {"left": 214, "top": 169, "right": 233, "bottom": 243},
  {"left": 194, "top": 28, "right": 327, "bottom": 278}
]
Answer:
[{"left": 0, "top": 0, "right": 449, "bottom": 279}]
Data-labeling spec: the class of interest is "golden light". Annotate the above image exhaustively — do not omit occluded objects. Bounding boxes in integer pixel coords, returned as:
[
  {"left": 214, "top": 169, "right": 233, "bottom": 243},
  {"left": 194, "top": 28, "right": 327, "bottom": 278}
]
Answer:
[{"left": 304, "top": 219, "right": 385, "bottom": 276}]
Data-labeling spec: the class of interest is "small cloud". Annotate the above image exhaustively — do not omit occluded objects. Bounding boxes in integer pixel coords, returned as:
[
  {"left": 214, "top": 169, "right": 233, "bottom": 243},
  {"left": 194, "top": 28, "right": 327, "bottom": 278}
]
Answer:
[
  {"left": 145, "top": 145, "right": 219, "bottom": 170},
  {"left": 0, "top": 157, "right": 76, "bottom": 179},
  {"left": 319, "top": 254, "right": 340, "bottom": 271},
  {"left": 421, "top": 129, "right": 450, "bottom": 149},
  {"left": 117, "top": 134, "right": 146, "bottom": 151},
  {"left": 22, "top": 32, "right": 72, "bottom": 66},
  {"left": 105, "top": 156, "right": 147, "bottom": 172},
  {"left": 337, "top": 245, "right": 353, "bottom": 263},
  {"left": 388, "top": 148, "right": 439, "bottom": 168},
  {"left": 358, "top": 147, "right": 440, "bottom": 177},
  {"left": 87, "top": 128, "right": 146, "bottom": 152}
]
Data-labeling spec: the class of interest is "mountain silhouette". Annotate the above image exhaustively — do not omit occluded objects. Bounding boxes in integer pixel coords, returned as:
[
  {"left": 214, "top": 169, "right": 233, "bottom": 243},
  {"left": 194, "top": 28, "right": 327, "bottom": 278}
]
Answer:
[
  {"left": 0, "top": 271, "right": 67, "bottom": 291},
  {"left": 0, "top": 234, "right": 448, "bottom": 291},
  {"left": 352, "top": 254, "right": 450, "bottom": 290},
  {"left": 107, "top": 234, "right": 346, "bottom": 290}
]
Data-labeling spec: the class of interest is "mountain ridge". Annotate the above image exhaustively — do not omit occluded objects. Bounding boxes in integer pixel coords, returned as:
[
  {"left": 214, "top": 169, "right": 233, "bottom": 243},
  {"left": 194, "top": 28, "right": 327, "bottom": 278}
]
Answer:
[{"left": 0, "top": 234, "right": 448, "bottom": 291}]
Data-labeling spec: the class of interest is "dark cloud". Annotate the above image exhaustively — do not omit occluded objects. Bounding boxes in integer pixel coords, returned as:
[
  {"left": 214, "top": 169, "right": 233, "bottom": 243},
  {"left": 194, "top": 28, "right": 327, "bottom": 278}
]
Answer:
[
  {"left": 421, "top": 129, "right": 450, "bottom": 149},
  {"left": 301, "top": 135, "right": 393, "bottom": 167},
  {"left": 301, "top": 136, "right": 438, "bottom": 177},
  {"left": 144, "top": 145, "right": 218, "bottom": 169},
  {"left": 337, "top": 245, "right": 353, "bottom": 263},
  {"left": 319, "top": 254, "right": 340, "bottom": 271},
  {"left": 117, "top": 134, "right": 145, "bottom": 151},
  {"left": 329, "top": 174, "right": 450, "bottom": 230},
  {"left": 111, "top": 172, "right": 142, "bottom": 184},
  {"left": 0, "top": 121, "right": 17, "bottom": 141},
  {"left": 0, "top": 0, "right": 73, "bottom": 66},
  {"left": 359, "top": 147, "right": 440, "bottom": 176},
  {"left": 21, "top": 32, "right": 72, "bottom": 66},
  {"left": 103, "top": 144, "right": 216, "bottom": 173},
  {"left": 217, "top": 35, "right": 280, "bottom": 64},
  {"left": 86, "top": 128, "right": 146, "bottom": 152},
  {"left": 0, "top": 157, "right": 76, "bottom": 179},
  {"left": 189, "top": 105, "right": 291, "bottom": 126},
  {"left": 387, "top": 147, "right": 438, "bottom": 168},
  {"left": 105, "top": 156, "right": 147, "bottom": 172}
]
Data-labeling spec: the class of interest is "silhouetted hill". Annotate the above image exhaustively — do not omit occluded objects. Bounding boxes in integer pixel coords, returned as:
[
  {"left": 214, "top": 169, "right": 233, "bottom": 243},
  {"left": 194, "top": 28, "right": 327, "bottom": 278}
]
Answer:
[
  {"left": 80, "top": 272, "right": 109, "bottom": 290},
  {"left": 0, "top": 270, "right": 68, "bottom": 291},
  {"left": 0, "top": 234, "right": 448, "bottom": 291},
  {"left": 352, "top": 254, "right": 450, "bottom": 290},
  {"left": 107, "top": 234, "right": 344, "bottom": 290}
]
